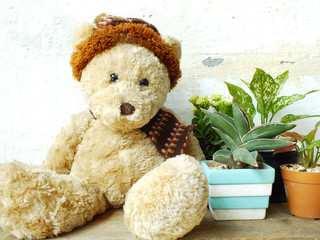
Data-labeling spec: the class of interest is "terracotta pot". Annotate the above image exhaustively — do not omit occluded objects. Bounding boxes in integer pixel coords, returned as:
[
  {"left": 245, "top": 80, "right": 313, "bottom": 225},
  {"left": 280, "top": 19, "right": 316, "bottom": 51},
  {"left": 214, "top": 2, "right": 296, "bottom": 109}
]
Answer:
[{"left": 280, "top": 164, "right": 320, "bottom": 220}]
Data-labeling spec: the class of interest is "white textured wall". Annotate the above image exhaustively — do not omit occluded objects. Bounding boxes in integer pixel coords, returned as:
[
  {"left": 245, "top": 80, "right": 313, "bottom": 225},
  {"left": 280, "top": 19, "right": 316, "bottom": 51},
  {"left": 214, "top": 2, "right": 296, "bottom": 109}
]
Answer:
[{"left": 1, "top": 0, "right": 320, "bottom": 165}]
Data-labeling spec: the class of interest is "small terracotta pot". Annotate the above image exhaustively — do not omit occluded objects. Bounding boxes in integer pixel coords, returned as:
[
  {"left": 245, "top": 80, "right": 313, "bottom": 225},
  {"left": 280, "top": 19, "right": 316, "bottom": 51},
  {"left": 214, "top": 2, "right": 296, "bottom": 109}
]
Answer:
[{"left": 280, "top": 164, "right": 320, "bottom": 220}]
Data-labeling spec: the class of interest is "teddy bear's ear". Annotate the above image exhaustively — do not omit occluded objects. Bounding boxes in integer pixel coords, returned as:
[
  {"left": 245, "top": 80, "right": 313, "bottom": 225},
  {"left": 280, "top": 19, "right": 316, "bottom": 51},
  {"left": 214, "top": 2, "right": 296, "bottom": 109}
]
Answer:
[
  {"left": 162, "top": 36, "right": 182, "bottom": 61},
  {"left": 71, "top": 23, "right": 95, "bottom": 52}
]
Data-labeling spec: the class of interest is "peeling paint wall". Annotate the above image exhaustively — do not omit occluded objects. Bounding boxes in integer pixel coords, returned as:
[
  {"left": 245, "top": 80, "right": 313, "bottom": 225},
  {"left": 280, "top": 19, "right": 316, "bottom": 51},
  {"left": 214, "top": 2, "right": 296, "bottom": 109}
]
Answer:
[{"left": 1, "top": 0, "right": 320, "bottom": 164}]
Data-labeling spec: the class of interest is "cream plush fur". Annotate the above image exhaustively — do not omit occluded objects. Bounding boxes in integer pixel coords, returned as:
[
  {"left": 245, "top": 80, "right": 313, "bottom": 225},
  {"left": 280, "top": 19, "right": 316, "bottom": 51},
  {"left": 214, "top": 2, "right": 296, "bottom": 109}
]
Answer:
[{"left": 0, "top": 20, "right": 208, "bottom": 240}]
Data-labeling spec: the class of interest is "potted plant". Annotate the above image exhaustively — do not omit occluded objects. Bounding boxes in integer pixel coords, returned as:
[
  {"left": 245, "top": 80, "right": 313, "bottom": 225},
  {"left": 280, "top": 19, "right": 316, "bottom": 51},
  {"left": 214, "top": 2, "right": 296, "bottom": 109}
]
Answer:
[
  {"left": 225, "top": 68, "right": 320, "bottom": 202},
  {"left": 189, "top": 94, "right": 233, "bottom": 159},
  {"left": 276, "top": 121, "right": 320, "bottom": 219},
  {"left": 225, "top": 68, "right": 319, "bottom": 126},
  {"left": 201, "top": 100, "right": 295, "bottom": 220}
]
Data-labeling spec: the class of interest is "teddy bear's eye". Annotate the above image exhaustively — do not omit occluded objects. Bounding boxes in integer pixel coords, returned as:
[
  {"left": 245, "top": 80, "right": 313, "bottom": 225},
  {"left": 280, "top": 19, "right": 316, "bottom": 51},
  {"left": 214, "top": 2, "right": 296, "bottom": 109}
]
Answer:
[
  {"left": 110, "top": 73, "right": 118, "bottom": 83},
  {"left": 139, "top": 78, "right": 149, "bottom": 86}
]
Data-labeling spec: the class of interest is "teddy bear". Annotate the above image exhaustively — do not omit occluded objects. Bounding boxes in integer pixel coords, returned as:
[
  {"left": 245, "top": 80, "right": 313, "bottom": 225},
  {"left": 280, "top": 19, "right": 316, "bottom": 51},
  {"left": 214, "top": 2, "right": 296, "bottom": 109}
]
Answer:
[{"left": 0, "top": 13, "right": 208, "bottom": 240}]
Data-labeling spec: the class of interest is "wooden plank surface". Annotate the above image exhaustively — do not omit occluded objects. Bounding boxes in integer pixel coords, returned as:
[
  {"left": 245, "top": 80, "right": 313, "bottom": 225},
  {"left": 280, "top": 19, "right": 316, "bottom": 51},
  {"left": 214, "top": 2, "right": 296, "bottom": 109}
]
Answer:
[{"left": 1, "top": 203, "right": 320, "bottom": 240}]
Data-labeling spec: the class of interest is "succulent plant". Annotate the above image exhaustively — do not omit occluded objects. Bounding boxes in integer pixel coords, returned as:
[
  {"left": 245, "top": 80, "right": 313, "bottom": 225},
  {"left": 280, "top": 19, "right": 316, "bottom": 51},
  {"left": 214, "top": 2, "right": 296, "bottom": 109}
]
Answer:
[{"left": 203, "top": 101, "right": 296, "bottom": 168}]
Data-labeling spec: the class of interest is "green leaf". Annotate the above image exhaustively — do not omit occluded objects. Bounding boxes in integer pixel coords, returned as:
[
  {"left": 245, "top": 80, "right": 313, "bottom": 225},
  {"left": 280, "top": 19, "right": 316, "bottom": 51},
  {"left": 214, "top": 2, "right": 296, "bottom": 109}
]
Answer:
[
  {"left": 300, "top": 139, "right": 320, "bottom": 150},
  {"left": 272, "top": 70, "right": 289, "bottom": 97},
  {"left": 225, "top": 82, "right": 256, "bottom": 127},
  {"left": 212, "top": 127, "right": 238, "bottom": 151},
  {"left": 233, "top": 148, "right": 258, "bottom": 167},
  {"left": 251, "top": 150, "right": 258, "bottom": 160},
  {"left": 280, "top": 114, "right": 320, "bottom": 123},
  {"left": 240, "top": 139, "right": 294, "bottom": 152},
  {"left": 232, "top": 101, "right": 250, "bottom": 137},
  {"left": 249, "top": 69, "right": 278, "bottom": 120},
  {"left": 215, "top": 112, "right": 236, "bottom": 128},
  {"left": 213, "top": 155, "right": 238, "bottom": 167},
  {"left": 271, "top": 90, "right": 319, "bottom": 116},
  {"left": 304, "top": 120, "right": 320, "bottom": 145},
  {"left": 242, "top": 123, "right": 296, "bottom": 142},
  {"left": 213, "top": 149, "right": 233, "bottom": 159},
  {"left": 305, "top": 128, "right": 319, "bottom": 144},
  {"left": 203, "top": 110, "right": 242, "bottom": 146}
]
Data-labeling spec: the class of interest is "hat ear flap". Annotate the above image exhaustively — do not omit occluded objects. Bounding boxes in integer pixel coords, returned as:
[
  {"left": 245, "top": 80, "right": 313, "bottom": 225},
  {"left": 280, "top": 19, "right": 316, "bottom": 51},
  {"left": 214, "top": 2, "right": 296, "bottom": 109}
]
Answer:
[
  {"left": 72, "top": 23, "right": 95, "bottom": 52},
  {"left": 162, "top": 36, "right": 182, "bottom": 61}
]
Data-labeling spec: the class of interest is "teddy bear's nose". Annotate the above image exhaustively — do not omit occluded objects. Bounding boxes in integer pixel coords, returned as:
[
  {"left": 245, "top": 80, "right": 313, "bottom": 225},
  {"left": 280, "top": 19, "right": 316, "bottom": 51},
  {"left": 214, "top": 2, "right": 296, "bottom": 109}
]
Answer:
[{"left": 120, "top": 103, "right": 136, "bottom": 115}]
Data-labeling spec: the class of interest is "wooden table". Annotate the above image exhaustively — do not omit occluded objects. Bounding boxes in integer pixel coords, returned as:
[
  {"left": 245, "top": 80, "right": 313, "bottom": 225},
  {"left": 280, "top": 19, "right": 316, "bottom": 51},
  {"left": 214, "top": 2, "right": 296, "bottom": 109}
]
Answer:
[{"left": 1, "top": 203, "right": 319, "bottom": 240}]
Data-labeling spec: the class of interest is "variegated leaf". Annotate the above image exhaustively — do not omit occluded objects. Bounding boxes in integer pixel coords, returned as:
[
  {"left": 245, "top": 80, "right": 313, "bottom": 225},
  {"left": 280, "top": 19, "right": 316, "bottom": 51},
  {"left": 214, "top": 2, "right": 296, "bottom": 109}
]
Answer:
[
  {"left": 249, "top": 69, "right": 278, "bottom": 120},
  {"left": 272, "top": 70, "right": 289, "bottom": 94},
  {"left": 281, "top": 114, "right": 320, "bottom": 123},
  {"left": 271, "top": 90, "right": 319, "bottom": 117},
  {"left": 225, "top": 81, "right": 256, "bottom": 127}
]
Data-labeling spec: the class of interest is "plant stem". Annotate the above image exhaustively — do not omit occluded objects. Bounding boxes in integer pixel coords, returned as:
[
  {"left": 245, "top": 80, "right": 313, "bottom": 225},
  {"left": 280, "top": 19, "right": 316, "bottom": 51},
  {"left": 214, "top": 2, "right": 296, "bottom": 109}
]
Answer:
[
  {"left": 307, "top": 149, "right": 311, "bottom": 168},
  {"left": 300, "top": 141, "right": 309, "bottom": 168},
  {"left": 297, "top": 149, "right": 304, "bottom": 166},
  {"left": 269, "top": 115, "right": 275, "bottom": 122},
  {"left": 311, "top": 147, "right": 320, "bottom": 168}
]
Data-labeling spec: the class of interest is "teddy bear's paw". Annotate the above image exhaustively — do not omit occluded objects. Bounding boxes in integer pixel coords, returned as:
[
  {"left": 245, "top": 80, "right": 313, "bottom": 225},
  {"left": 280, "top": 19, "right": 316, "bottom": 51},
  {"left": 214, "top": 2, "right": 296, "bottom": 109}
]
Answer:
[
  {"left": 0, "top": 161, "right": 107, "bottom": 239},
  {"left": 123, "top": 154, "right": 208, "bottom": 240}
]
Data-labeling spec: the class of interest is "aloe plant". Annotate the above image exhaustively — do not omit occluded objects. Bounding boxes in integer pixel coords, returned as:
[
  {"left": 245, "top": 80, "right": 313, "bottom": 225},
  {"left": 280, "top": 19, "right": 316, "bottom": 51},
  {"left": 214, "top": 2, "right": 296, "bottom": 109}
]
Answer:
[
  {"left": 275, "top": 121, "right": 320, "bottom": 169},
  {"left": 225, "top": 68, "right": 320, "bottom": 127},
  {"left": 203, "top": 101, "right": 296, "bottom": 168}
]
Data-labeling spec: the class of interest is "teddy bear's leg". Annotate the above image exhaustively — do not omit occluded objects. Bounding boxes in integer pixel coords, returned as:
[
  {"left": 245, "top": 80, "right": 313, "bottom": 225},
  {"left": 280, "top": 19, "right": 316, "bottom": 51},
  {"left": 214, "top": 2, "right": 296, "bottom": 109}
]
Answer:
[
  {"left": 123, "top": 154, "right": 208, "bottom": 240},
  {"left": 0, "top": 161, "right": 107, "bottom": 239}
]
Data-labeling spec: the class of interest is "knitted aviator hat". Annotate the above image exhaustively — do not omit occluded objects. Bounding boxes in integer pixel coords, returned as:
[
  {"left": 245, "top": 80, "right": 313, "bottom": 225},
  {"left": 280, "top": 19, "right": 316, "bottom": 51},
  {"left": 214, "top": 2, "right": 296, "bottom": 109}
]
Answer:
[{"left": 70, "top": 13, "right": 181, "bottom": 89}]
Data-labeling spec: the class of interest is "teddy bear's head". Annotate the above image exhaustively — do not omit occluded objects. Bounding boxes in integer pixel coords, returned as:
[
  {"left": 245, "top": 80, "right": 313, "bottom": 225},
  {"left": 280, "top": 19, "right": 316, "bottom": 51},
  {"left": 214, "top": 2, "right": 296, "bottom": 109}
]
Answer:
[{"left": 70, "top": 13, "right": 182, "bottom": 132}]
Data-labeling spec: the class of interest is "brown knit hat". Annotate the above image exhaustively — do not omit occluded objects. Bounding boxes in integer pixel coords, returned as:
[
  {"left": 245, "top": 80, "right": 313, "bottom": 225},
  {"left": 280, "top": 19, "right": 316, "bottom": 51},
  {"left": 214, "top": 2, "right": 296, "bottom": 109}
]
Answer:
[{"left": 70, "top": 13, "right": 181, "bottom": 89}]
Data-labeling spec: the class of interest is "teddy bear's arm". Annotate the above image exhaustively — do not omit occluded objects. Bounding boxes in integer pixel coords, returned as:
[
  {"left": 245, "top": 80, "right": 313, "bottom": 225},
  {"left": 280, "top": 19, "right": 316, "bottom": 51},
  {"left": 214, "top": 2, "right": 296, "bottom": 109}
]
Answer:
[{"left": 42, "top": 110, "right": 94, "bottom": 174}]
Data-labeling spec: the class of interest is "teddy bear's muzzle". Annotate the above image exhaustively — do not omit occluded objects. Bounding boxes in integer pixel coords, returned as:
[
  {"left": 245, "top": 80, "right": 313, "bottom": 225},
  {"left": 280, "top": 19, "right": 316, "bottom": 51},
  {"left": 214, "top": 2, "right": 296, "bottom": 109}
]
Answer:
[{"left": 120, "top": 103, "right": 136, "bottom": 115}]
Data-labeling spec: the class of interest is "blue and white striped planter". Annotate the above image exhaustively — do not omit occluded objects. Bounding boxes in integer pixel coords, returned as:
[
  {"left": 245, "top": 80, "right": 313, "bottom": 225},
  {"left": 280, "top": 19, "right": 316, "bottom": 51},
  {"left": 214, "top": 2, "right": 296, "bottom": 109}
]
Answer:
[{"left": 201, "top": 160, "right": 275, "bottom": 220}]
